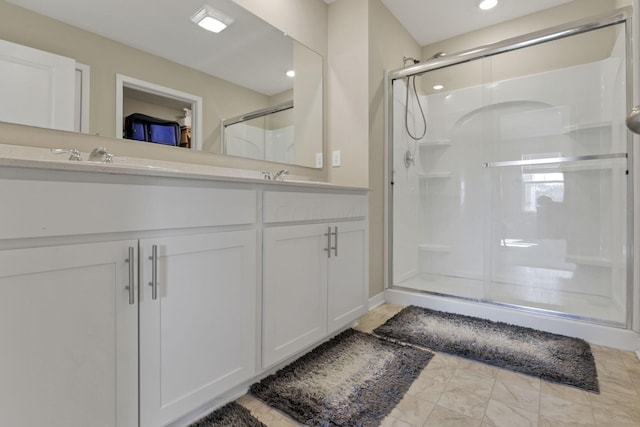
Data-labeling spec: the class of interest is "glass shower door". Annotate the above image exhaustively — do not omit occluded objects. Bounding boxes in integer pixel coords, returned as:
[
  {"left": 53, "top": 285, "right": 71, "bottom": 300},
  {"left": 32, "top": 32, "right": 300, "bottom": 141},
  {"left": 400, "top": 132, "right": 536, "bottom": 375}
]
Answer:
[
  {"left": 484, "top": 22, "right": 629, "bottom": 323},
  {"left": 390, "top": 17, "right": 631, "bottom": 326}
]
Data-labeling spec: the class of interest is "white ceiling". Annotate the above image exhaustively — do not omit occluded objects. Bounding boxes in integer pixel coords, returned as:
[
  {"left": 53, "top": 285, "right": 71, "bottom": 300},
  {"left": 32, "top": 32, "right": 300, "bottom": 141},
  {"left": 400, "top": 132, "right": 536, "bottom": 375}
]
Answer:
[
  {"left": 8, "top": 0, "right": 574, "bottom": 95},
  {"left": 329, "top": 0, "right": 573, "bottom": 46},
  {"left": 6, "top": 0, "right": 294, "bottom": 96}
]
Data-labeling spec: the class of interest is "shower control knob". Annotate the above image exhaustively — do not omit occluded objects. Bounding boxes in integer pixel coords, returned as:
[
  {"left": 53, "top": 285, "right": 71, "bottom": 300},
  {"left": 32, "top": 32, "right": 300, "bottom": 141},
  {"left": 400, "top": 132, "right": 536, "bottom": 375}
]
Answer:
[{"left": 626, "top": 105, "right": 640, "bottom": 134}]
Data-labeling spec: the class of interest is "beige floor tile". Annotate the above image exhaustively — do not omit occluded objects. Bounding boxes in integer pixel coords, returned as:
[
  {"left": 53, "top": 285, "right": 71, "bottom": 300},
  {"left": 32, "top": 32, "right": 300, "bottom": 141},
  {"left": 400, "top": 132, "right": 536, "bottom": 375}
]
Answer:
[
  {"left": 490, "top": 378, "right": 540, "bottom": 413},
  {"left": 389, "top": 393, "right": 435, "bottom": 426},
  {"left": 446, "top": 367, "right": 496, "bottom": 398},
  {"left": 539, "top": 381, "right": 592, "bottom": 406},
  {"left": 482, "top": 399, "right": 538, "bottom": 427},
  {"left": 537, "top": 415, "right": 596, "bottom": 426},
  {"left": 538, "top": 394, "right": 595, "bottom": 425},
  {"left": 379, "top": 414, "right": 419, "bottom": 427},
  {"left": 406, "top": 369, "right": 449, "bottom": 403},
  {"left": 423, "top": 404, "right": 482, "bottom": 427},
  {"left": 437, "top": 388, "right": 490, "bottom": 419}
]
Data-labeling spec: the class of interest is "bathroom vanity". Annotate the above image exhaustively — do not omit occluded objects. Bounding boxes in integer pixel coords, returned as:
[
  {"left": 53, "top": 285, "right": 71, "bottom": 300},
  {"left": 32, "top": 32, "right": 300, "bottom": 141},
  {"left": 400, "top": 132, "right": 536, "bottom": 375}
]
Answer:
[{"left": 0, "top": 147, "right": 369, "bottom": 427}]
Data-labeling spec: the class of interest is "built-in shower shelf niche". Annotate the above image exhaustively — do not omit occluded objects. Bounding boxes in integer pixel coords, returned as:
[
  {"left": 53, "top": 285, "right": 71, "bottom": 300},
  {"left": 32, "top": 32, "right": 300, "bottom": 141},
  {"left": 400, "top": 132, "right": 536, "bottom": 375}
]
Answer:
[
  {"left": 559, "top": 160, "right": 624, "bottom": 172},
  {"left": 418, "top": 244, "right": 451, "bottom": 252},
  {"left": 565, "top": 254, "right": 613, "bottom": 267},
  {"left": 419, "top": 172, "right": 452, "bottom": 180},
  {"left": 563, "top": 120, "right": 616, "bottom": 134},
  {"left": 419, "top": 139, "right": 452, "bottom": 148}
]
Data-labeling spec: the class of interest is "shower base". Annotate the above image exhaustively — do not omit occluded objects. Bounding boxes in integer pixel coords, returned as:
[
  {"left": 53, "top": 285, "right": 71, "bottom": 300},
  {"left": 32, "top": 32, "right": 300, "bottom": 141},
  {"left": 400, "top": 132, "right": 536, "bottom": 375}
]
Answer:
[{"left": 394, "top": 274, "right": 626, "bottom": 325}]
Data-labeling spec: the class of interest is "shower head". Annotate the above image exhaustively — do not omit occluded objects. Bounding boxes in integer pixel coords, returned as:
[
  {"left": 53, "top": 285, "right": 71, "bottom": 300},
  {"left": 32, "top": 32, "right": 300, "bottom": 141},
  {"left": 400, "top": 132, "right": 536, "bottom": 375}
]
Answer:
[{"left": 403, "top": 56, "right": 420, "bottom": 67}]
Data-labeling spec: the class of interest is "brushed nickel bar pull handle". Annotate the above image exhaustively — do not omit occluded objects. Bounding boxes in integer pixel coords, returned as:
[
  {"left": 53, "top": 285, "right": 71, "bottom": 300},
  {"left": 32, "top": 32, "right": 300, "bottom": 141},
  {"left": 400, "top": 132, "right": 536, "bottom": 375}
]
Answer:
[
  {"left": 125, "top": 246, "right": 135, "bottom": 305},
  {"left": 333, "top": 226, "right": 338, "bottom": 257},
  {"left": 149, "top": 245, "right": 158, "bottom": 300},
  {"left": 324, "top": 226, "right": 332, "bottom": 258}
]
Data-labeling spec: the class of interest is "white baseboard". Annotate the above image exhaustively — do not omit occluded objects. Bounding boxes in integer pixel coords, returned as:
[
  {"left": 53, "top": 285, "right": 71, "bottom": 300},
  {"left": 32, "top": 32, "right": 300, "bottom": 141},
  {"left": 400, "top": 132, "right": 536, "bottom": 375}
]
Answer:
[{"left": 369, "top": 292, "right": 386, "bottom": 311}]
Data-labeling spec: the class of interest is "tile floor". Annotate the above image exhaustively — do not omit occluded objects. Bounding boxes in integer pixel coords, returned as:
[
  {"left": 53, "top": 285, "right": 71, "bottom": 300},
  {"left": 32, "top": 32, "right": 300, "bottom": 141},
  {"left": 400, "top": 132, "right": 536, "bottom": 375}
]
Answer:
[{"left": 237, "top": 304, "right": 640, "bottom": 427}]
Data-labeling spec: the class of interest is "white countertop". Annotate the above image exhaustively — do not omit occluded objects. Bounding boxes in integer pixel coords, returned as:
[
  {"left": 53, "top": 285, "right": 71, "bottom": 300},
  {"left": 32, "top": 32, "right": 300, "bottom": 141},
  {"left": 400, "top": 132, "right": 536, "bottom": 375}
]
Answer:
[{"left": 0, "top": 144, "right": 368, "bottom": 191}]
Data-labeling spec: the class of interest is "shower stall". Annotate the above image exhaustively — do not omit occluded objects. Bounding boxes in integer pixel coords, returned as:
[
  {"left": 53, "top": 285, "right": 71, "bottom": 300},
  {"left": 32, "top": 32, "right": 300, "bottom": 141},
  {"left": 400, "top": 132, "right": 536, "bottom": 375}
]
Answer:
[{"left": 386, "top": 8, "right": 638, "bottom": 339}]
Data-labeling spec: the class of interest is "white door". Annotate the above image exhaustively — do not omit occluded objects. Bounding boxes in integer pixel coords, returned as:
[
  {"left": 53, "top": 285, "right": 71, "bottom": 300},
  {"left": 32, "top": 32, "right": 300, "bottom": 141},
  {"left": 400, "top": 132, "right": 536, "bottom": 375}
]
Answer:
[
  {"left": 262, "top": 224, "right": 328, "bottom": 368},
  {"left": 0, "top": 241, "right": 138, "bottom": 427},
  {"left": 139, "top": 230, "right": 257, "bottom": 427},
  {"left": 0, "top": 39, "right": 75, "bottom": 131},
  {"left": 327, "top": 221, "right": 369, "bottom": 333}
]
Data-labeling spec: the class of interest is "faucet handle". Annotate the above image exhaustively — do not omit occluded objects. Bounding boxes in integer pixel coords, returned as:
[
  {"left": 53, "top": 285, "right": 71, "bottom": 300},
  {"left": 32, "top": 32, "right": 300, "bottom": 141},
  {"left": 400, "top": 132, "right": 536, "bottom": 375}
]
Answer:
[
  {"left": 275, "top": 169, "right": 289, "bottom": 181},
  {"left": 261, "top": 171, "right": 273, "bottom": 180},
  {"left": 52, "top": 148, "right": 82, "bottom": 161},
  {"left": 88, "top": 147, "right": 113, "bottom": 163}
]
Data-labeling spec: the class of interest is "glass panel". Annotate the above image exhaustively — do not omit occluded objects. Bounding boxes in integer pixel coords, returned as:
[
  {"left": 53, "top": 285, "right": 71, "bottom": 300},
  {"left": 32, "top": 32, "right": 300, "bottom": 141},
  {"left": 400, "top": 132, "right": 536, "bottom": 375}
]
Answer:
[
  {"left": 391, "top": 59, "right": 485, "bottom": 298},
  {"left": 488, "top": 158, "right": 627, "bottom": 323},
  {"left": 391, "top": 20, "right": 629, "bottom": 325},
  {"left": 484, "top": 23, "right": 628, "bottom": 323}
]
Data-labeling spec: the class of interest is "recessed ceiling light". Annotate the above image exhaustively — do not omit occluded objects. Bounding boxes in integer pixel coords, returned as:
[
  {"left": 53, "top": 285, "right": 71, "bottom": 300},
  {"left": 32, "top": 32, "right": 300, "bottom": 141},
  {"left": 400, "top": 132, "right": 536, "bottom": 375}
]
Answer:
[
  {"left": 191, "top": 5, "right": 234, "bottom": 33},
  {"left": 433, "top": 84, "right": 444, "bottom": 90},
  {"left": 477, "top": 0, "right": 498, "bottom": 10},
  {"left": 286, "top": 70, "right": 296, "bottom": 78}
]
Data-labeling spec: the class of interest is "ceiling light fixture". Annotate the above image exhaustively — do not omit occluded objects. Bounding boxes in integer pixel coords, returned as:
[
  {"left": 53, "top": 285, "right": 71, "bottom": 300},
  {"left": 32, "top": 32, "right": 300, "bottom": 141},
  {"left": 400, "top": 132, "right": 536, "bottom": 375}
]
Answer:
[
  {"left": 191, "top": 5, "right": 234, "bottom": 33},
  {"left": 286, "top": 70, "right": 295, "bottom": 78},
  {"left": 433, "top": 84, "right": 444, "bottom": 90},
  {"left": 477, "top": 0, "right": 498, "bottom": 10}
]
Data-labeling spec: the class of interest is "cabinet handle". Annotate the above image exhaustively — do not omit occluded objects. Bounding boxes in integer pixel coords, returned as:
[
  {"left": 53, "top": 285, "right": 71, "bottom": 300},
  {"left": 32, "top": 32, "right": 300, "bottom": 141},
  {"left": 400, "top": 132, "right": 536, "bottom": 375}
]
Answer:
[
  {"left": 125, "top": 246, "right": 135, "bottom": 305},
  {"left": 149, "top": 245, "right": 158, "bottom": 300},
  {"left": 332, "top": 226, "right": 338, "bottom": 257},
  {"left": 323, "top": 226, "right": 332, "bottom": 258}
]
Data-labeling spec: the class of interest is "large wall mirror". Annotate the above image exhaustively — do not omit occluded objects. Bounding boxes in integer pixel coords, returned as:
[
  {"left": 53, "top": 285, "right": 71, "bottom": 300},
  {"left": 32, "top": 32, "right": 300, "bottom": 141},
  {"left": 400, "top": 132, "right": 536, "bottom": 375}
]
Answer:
[{"left": 0, "top": 0, "right": 323, "bottom": 168}]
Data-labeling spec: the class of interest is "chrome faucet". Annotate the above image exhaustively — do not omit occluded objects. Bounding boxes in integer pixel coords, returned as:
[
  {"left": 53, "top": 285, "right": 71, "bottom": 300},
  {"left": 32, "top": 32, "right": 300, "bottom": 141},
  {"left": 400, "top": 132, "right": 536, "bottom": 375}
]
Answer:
[
  {"left": 52, "top": 148, "right": 82, "bottom": 161},
  {"left": 88, "top": 147, "right": 114, "bottom": 163},
  {"left": 273, "top": 169, "right": 289, "bottom": 181},
  {"left": 261, "top": 171, "right": 273, "bottom": 180}
]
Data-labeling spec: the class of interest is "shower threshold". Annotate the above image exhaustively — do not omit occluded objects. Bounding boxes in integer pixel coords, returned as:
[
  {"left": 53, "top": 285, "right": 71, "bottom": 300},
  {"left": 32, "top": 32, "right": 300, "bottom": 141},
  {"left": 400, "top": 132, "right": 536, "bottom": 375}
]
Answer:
[{"left": 393, "top": 274, "right": 626, "bottom": 326}]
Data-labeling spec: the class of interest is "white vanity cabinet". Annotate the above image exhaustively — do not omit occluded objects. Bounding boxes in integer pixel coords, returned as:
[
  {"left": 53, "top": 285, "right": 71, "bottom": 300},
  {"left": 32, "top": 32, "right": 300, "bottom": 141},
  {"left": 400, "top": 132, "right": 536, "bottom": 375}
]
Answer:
[
  {"left": 0, "top": 160, "right": 369, "bottom": 427},
  {"left": 262, "top": 191, "right": 369, "bottom": 368},
  {"left": 138, "top": 231, "right": 257, "bottom": 427},
  {"left": 0, "top": 240, "right": 139, "bottom": 427}
]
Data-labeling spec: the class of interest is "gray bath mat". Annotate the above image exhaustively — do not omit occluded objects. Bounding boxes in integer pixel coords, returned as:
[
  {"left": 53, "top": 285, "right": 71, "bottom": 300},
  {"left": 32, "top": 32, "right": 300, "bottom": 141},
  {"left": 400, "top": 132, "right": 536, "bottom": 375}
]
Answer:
[
  {"left": 250, "top": 328, "right": 433, "bottom": 426},
  {"left": 374, "top": 305, "right": 599, "bottom": 393},
  {"left": 189, "top": 401, "right": 265, "bottom": 427}
]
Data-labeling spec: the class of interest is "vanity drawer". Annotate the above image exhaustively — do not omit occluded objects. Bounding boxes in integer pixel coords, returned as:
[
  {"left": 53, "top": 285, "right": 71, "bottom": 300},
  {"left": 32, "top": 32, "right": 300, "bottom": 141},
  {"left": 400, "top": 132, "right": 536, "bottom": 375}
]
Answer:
[
  {"left": 0, "top": 178, "right": 257, "bottom": 239},
  {"left": 263, "top": 191, "right": 367, "bottom": 224}
]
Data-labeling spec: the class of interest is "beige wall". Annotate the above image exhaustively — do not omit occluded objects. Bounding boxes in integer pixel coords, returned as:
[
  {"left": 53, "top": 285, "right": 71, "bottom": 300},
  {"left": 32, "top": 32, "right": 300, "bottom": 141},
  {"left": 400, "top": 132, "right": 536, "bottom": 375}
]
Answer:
[
  {"left": 327, "top": 0, "right": 370, "bottom": 187},
  {"left": 368, "top": 0, "right": 421, "bottom": 297}
]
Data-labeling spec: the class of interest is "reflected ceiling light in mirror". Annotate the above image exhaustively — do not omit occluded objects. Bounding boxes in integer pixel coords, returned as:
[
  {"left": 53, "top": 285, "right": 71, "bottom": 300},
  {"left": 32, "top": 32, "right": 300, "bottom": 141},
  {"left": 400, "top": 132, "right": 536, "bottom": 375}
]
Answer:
[
  {"left": 286, "top": 70, "right": 295, "bottom": 78},
  {"left": 191, "top": 5, "right": 234, "bottom": 33},
  {"left": 477, "top": 0, "right": 498, "bottom": 10}
]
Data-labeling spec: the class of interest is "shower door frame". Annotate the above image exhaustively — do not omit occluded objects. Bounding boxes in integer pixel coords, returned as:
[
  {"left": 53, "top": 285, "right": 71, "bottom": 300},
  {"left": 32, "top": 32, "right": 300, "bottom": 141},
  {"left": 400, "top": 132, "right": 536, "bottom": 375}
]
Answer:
[{"left": 385, "top": 7, "right": 636, "bottom": 328}]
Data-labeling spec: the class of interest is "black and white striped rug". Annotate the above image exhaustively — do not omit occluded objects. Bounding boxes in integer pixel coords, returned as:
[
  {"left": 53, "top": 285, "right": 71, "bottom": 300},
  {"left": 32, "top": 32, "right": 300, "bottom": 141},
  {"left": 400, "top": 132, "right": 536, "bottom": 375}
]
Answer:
[
  {"left": 250, "top": 328, "right": 434, "bottom": 426},
  {"left": 374, "top": 305, "right": 599, "bottom": 393}
]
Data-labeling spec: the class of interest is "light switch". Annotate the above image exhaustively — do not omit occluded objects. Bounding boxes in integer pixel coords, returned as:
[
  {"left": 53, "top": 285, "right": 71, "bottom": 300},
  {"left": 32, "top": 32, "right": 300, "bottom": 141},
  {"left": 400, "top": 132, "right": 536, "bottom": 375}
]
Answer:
[
  {"left": 332, "top": 150, "right": 341, "bottom": 167},
  {"left": 315, "top": 152, "right": 323, "bottom": 168}
]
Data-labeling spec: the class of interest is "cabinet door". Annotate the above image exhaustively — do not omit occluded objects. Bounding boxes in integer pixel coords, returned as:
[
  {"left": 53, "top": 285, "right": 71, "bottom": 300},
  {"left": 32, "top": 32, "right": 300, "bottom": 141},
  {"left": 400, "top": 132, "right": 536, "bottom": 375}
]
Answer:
[
  {"left": 327, "top": 221, "right": 369, "bottom": 333},
  {"left": 139, "top": 230, "right": 257, "bottom": 427},
  {"left": 262, "top": 224, "right": 328, "bottom": 368},
  {"left": 0, "top": 241, "right": 138, "bottom": 427}
]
